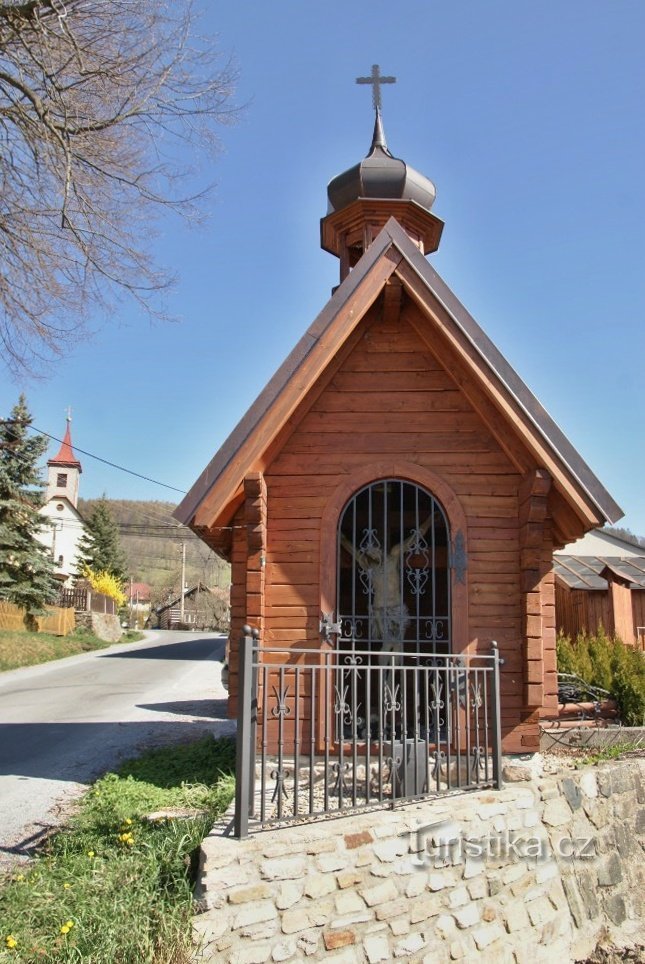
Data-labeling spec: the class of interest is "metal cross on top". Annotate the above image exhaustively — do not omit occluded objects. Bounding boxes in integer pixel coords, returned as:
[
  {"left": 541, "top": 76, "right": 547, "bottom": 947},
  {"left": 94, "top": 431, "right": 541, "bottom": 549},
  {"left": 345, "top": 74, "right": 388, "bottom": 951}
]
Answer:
[{"left": 355, "top": 64, "right": 396, "bottom": 111}]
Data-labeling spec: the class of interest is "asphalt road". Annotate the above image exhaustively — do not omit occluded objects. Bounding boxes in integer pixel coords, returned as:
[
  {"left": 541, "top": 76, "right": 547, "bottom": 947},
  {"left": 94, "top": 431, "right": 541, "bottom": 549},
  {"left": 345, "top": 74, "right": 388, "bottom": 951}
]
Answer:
[{"left": 0, "top": 630, "right": 233, "bottom": 868}]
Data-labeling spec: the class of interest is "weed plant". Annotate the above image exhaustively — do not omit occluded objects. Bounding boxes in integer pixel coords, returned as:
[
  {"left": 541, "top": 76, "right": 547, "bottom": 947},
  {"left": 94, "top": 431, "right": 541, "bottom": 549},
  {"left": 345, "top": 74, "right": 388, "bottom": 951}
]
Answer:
[
  {"left": 0, "top": 736, "right": 235, "bottom": 963},
  {"left": 557, "top": 629, "right": 645, "bottom": 726}
]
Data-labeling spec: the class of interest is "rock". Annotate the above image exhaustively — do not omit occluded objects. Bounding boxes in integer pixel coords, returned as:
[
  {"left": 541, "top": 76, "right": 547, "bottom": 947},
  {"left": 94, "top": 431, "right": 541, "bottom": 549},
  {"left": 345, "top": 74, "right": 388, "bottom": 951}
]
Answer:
[
  {"left": 228, "top": 883, "right": 272, "bottom": 904},
  {"left": 359, "top": 879, "right": 399, "bottom": 907},
  {"left": 542, "top": 797, "right": 572, "bottom": 827},
  {"left": 232, "top": 901, "right": 277, "bottom": 931},
  {"left": 502, "top": 764, "right": 532, "bottom": 783},
  {"left": 271, "top": 940, "right": 296, "bottom": 962},
  {"left": 260, "top": 857, "right": 307, "bottom": 881},
  {"left": 393, "top": 933, "right": 426, "bottom": 957},
  {"left": 344, "top": 831, "right": 373, "bottom": 849},
  {"left": 275, "top": 882, "right": 304, "bottom": 910},
  {"left": 363, "top": 934, "right": 390, "bottom": 963},
  {"left": 454, "top": 903, "right": 480, "bottom": 929},
  {"left": 303, "top": 874, "right": 336, "bottom": 898},
  {"left": 323, "top": 929, "right": 355, "bottom": 950},
  {"left": 472, "top": 922, "right": 505, "bottom": 950}
]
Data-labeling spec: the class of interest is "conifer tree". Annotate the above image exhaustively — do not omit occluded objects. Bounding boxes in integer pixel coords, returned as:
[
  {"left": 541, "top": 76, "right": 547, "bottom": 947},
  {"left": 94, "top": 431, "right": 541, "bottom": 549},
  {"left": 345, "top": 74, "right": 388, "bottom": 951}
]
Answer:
[
  {"left": 0, "top": 396, "right": 58, "bottom": 616},
  {"left": 77, "top": 498, "right": 128, "bottom": 586}
]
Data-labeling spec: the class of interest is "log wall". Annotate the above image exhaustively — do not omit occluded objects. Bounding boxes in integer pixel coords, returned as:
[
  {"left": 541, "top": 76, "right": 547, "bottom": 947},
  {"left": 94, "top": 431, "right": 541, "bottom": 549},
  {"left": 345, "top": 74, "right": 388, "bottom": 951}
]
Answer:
[{"left": 251, "top": 306, "right": 549, "bottom": 752}]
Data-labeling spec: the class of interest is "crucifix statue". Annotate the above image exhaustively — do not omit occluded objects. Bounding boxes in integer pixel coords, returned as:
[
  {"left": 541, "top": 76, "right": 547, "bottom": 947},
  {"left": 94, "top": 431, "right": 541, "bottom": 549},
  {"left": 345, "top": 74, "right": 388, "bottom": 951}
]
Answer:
[
  {"left": 340, "top": 512, "right": 433, "bottom": 654},
  {"left": 355, "top": 64, "right": 396, "bottom": 111}
]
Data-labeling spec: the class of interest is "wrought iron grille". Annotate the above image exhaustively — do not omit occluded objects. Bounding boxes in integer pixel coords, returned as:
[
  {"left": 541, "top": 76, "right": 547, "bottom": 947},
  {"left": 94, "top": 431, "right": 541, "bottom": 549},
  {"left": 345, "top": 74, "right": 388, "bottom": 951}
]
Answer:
[
  {"left": 337, "top": 479, "right": 451, "bottom": 659},
  {"left": 233, "top": 630, "right": 503, "bottom": 839}
]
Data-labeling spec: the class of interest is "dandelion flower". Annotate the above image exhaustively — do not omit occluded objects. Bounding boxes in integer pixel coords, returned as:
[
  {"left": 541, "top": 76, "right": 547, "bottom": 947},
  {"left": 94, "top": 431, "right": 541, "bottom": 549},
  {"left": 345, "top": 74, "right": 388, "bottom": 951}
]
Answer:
[
  {"left": 5, "top": 935, "right": 18, "bottom": 949},
  {"left": 63, "top": 883, "right": 71, "bottom": 890},
  {"left": 60, "top": 925, "right": 70, "bottom": 935},
  {"left": 87, "top": 851, "right": 95, "bottom": 858},
  {"left": 123, "top": 818, "right": 132, "bottom": 825}
]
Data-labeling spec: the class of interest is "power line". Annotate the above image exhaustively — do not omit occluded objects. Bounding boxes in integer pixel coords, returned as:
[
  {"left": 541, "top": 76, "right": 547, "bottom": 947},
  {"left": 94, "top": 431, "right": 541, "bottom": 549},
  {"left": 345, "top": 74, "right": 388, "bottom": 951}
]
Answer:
[{"left": 30, "top": 426, "right": 188, "bottom": 495}]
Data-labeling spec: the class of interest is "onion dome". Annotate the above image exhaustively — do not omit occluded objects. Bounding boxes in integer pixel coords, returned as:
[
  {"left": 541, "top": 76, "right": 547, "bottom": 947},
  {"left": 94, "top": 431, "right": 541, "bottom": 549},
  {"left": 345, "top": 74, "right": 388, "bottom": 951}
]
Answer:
[
  {"left": 321, "top": 108, "right": 443, "bottom": 280},
  {"left": 327, "top": 108, "right": 437, "bottom": 215}
]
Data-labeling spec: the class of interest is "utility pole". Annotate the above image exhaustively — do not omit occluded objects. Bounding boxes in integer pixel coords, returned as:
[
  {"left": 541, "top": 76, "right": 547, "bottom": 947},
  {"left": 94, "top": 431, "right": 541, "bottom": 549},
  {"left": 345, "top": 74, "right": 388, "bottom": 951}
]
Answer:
[
  {"left": 51, "top": 520, "right": 62, "bottom": 565},
  {"left": 179, "top": 541, "right": 186, "bottom": 624}
]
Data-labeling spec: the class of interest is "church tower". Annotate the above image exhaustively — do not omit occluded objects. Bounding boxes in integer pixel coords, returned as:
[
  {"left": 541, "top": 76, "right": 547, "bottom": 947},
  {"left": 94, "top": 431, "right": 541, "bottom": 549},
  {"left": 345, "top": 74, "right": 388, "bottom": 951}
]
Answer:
[{"left": 46, "top": 415, "right": 82, "bottom": 508}]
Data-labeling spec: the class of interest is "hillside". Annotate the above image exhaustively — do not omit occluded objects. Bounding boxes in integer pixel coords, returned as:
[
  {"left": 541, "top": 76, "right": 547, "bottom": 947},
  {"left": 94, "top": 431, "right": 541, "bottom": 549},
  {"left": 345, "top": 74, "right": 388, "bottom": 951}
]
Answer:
[{"left": 77, "top": 498, "right": 230, "bottom": 595}]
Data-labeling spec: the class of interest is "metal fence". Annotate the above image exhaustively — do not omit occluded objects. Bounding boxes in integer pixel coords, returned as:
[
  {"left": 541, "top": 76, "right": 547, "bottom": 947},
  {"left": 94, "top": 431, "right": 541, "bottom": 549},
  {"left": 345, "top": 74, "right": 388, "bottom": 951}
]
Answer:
[{"left": 234, "top": 627, "right": 503, "bottom": 838}]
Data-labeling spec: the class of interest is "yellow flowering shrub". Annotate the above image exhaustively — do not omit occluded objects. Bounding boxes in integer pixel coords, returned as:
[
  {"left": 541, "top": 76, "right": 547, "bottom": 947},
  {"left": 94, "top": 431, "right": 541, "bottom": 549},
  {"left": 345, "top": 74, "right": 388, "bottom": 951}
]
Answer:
[{"left": 82, "top": 566, "right": 127, "bottom": 608}]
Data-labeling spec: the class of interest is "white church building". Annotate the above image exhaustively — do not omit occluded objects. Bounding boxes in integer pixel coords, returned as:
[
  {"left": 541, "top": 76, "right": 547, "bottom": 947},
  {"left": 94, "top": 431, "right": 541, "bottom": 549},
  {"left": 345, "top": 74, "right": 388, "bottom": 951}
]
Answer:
[{"left": 37, "top": 418, "right": 87, "bottom": 587}]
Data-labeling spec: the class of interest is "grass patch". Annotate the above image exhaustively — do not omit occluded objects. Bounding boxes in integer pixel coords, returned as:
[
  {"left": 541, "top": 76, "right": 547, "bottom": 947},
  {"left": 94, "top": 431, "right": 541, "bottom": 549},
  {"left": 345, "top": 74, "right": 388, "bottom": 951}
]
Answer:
[
  {"left": 0, "top": 628, "right": 110, "bottom": 672},
  {"left": 0, "top": 627, "right": 145, "bottom": 672},
  {"left": 575, "top": 739, "right": 643, "bottom": 768},
  {"left": 0, "top": 735, "right": 236, "bottom": 963},
  {"left": 122, "top": 630, "right": 145, "bottom": 643}
]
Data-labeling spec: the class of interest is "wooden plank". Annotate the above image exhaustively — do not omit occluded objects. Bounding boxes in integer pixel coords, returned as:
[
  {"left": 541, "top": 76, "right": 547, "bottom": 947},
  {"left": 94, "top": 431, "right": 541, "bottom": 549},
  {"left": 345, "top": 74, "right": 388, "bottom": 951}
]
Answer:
[
  {"left": 268, "top": 451, "right": 513, "bottom": 475},
  {"left": 329, "top": 370, "right": 457, "bottom": 393},
  {"left": 297, "top": 411, "right": 484, "bottom": 435},
  {"left": 268, "top": 585, "right": 320, "bottom": 607},
  {"left": 340, "top": 348, "right": 438, "bottom": 371},
  {"left": 282, "top": 432, "right": 497, "bottom": 455},
  {"left": 310, "top": 391, "right": 471, "bottom": 415}
]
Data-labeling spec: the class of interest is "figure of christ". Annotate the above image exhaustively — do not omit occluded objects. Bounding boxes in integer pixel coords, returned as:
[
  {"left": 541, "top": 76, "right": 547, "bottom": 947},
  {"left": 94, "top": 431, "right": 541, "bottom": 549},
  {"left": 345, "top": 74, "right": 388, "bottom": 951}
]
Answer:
[{"left": 340, "top": 513, "right": 433, "bottom": 656}]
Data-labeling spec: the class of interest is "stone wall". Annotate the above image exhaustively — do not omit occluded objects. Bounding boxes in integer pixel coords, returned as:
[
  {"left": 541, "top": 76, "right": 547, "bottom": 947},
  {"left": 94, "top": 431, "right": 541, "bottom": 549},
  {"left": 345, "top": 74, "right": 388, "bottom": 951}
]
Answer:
[
  {"left": 193, "top": 758, "right": 644, "bottom": 963},
  {"left": 75, "top": 610, "right": 122, "bottom": 643}
]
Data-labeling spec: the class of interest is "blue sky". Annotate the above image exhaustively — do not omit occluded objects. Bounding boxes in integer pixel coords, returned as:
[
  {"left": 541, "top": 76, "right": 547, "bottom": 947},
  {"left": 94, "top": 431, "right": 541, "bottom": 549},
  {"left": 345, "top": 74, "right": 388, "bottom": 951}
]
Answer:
[{"left": 2, "top": 1, "right": 644, "bottom": 537}]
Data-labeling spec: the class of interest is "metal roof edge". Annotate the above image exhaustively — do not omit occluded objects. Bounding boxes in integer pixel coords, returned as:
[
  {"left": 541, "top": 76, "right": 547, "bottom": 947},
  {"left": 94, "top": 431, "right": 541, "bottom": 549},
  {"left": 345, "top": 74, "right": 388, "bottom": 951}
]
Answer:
[
  {"left": 173, "top": 228, "right": 399, "bottom": 526},
  {"left": 385, "top": 220, "right": 623, "bottom": 525}
]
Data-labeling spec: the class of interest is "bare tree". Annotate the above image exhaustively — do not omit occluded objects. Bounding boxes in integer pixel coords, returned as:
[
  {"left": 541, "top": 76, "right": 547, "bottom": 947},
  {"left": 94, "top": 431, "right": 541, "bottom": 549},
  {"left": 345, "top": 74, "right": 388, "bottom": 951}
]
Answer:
[{"left": 0, "top": 0, "right": 236, "bottom": 374}]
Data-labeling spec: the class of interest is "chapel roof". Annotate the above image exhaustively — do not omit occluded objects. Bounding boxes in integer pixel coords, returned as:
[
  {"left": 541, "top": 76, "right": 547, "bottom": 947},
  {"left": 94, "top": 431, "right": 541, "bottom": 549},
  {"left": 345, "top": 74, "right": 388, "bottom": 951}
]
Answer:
[{"left": 174, "top": 218, "right": 623, "bottom": 545}]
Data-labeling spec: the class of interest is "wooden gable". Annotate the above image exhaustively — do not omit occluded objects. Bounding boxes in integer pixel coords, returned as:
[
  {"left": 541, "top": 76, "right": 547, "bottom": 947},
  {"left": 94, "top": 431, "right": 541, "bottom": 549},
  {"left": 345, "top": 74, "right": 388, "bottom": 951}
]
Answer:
[{"left": 175, "top": 218, "right": 621, "bottom": 548}]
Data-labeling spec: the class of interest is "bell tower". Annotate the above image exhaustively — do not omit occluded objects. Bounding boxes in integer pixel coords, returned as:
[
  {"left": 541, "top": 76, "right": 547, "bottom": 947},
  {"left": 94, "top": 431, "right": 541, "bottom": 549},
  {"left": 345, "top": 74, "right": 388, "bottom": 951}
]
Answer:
[
  {"left": 321, "top": 65, "right": 444, "bottom": 281},
  {"left": 46, "top": 413, "right": 82, "bottom": 508}
]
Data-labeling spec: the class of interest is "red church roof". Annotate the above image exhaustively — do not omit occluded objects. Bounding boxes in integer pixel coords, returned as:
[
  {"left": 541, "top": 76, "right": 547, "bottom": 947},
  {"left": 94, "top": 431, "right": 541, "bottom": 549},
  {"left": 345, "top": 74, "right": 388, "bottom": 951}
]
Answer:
[{"left": 48, "top": 421, "right": 82, "bottom": 471}]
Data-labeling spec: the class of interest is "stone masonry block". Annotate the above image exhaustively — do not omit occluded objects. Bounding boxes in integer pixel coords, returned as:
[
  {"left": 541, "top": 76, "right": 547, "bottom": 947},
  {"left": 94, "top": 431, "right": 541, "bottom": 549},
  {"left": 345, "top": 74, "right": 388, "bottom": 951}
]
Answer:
[
  {"left": 454, "top": 903, "right": 480, "bottom": 929},
  {"left": 260, "top": 857, "right": 307, "bottom": 881},
  {"left": 275, "top": 882, "right": 304, "bottom": 910},
  {"left": 359, "top": 879, "right": 399, "bottom": 907},
  {"left": 363, "top": 934, "right": 390, "bottom": 963},
  {"left": 232, "top": 900, "right": 277, "bottom": 931},
  {"left": 472, "top": 921, "right": 505, "bottom": 950},
  {"left": 323, "top": 930, "right": 356, "bottom": 951},
  {"left": 304, "top": 874, "right": 337, "bottom": 899}
]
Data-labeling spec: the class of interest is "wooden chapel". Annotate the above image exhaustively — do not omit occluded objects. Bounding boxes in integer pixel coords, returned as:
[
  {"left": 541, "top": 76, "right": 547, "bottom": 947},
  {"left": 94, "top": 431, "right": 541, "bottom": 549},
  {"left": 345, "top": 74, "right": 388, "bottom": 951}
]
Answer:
[{"left": 175, "top": 79, "right": 622, "bottom": 756}]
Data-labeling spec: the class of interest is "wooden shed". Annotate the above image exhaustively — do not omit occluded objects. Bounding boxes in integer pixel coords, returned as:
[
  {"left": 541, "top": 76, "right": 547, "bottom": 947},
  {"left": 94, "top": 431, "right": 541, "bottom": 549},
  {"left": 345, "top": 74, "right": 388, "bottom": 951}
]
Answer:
[
  {"left": 175, "top": 108, "right": 622, "bottom": 764},
  {"left": 554, "top": 555, "right": 645, "bottom": 647}
]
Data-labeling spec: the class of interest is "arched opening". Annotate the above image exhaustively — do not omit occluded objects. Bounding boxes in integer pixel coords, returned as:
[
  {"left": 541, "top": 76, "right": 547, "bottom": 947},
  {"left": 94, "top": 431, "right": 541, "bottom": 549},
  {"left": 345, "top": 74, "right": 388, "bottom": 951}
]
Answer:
[{"left": 337, "top": 478, "right": 451, "bottom": 660}]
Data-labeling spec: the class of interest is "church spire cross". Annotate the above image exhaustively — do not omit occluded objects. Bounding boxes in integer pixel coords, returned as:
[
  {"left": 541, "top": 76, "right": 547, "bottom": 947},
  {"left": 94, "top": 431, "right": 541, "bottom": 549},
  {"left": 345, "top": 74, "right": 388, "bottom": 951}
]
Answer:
[{"left": 355, "top": 64, "right": 396, "bottom": 111}]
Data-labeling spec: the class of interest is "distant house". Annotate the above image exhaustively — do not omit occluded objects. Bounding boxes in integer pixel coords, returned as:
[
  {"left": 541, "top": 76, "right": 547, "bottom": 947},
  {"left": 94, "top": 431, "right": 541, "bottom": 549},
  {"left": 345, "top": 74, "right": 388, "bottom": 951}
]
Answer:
[
  {"left": 127, "top": 582, "right": 151, "bottom": 611},
  {"left": 554, "top": 529, "right": 645, "bottom": 646},
  {"left": 36, "top": 417, "right": 88, "bottom": 587},
  {"left": 156, "top": 583, "right": 228, "bottom": 631},
  {"left": 126, "top": 582, "right": 152, "bottom": 627}
]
